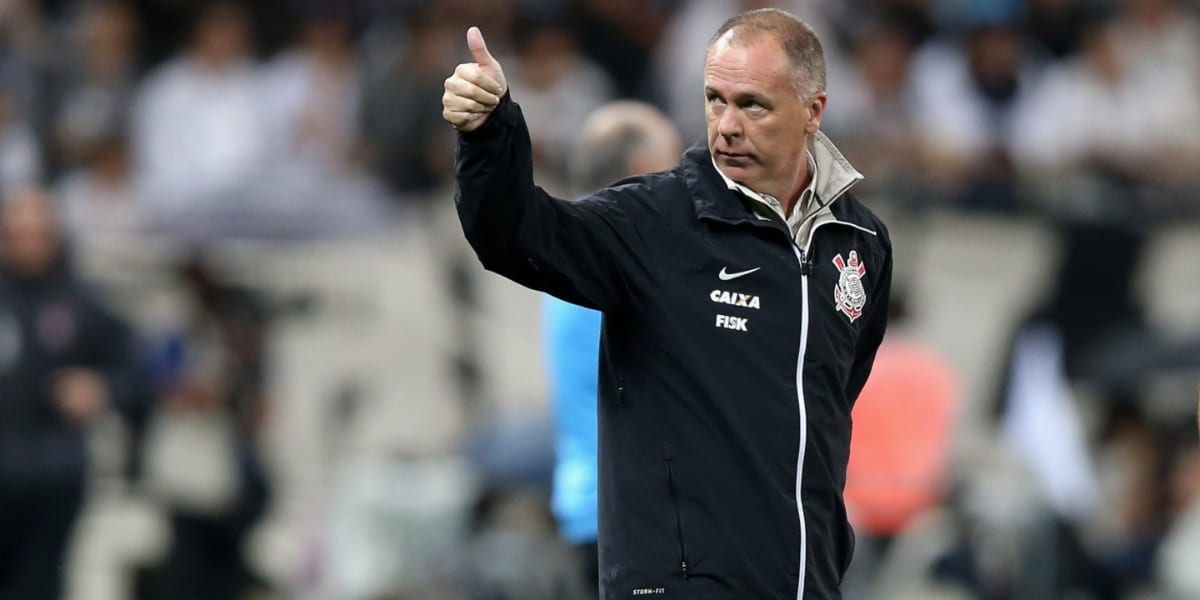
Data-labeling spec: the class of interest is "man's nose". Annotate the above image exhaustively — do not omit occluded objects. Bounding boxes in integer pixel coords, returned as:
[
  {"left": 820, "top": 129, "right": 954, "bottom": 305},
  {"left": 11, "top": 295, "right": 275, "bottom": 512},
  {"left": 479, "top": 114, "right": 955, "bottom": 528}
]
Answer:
[{"left": 717, "top": 107, "right": 741, "bottom": 139}]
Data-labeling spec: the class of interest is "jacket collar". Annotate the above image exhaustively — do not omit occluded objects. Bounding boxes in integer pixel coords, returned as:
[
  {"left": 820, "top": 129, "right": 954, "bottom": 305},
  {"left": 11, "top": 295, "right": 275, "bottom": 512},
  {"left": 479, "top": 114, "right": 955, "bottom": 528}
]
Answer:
[{"left": 681, "top": 131, "right": 864, "bottom": 226}]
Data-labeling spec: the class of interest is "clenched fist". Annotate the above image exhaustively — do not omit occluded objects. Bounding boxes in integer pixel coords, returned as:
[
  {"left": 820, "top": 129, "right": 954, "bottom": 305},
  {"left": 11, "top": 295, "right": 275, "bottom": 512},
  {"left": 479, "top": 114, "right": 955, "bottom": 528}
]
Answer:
[{"left": 443, "top": 27, "right": 507, "bottom": 132}]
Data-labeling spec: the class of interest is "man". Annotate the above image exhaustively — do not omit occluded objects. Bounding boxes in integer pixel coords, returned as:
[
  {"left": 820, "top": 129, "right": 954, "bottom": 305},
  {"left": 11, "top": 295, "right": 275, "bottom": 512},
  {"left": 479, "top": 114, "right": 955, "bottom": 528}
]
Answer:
[
  {"left": 445, "top": 8, "right": 892, "bottom": 598},
  {"left": 546, "top": 102, "right": 682, "bottom": 596},
  {"left": 0, "top": 188, "right": 145, "bottom": 599}
]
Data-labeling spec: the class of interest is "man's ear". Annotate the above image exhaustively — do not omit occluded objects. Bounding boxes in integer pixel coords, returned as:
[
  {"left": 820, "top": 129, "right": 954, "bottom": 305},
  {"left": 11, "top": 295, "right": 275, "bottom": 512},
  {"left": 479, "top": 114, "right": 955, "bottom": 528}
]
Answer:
[{"left": 805, "top": 92, "right": 827, "bottom": 135}]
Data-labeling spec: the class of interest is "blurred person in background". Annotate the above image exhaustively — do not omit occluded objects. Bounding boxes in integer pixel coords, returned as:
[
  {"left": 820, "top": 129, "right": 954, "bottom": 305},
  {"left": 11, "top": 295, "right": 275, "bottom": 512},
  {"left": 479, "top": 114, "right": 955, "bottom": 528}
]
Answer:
[
  {"left": 822, "top": 21, "right": 925, "bottom": 206},
  {"left": 131, "top": 0, "right": 267, "bottom": 219},
  {"left": 259, "top": 0, "right": 362, "bottom": 179},
  {"left": 1014, "top": 15, "right": 1200, "bottom": 203},
  {"left": 1110, "top": 0, "right": 1200, "bottom": 85},
  {"left": 1023, "top": 0, "right": 1091, "bottom": 60},
  {"left": 358, "top": 5, "right": 458, "bottom": 204},
  {"left": 506, "top": 13, "right": 615, "bottom": 186},
  {"left": 0, "top": 76, "right": 43, "bottom": 194},
  {"left": 56, "top": 132, "right": 140, "bottom": 235},
  {"left": 142, "top": 257, "right": 272, "bottom": 600},
  {"left": 46, "top": 0, "right": 140, "bottom": 179},
  {"left": 446, "top": 8, "right": 893, "bottom": 597},
  {"left": 130, "top": 0, "right": 211, "bottom": 68},
  {"left": 573, "top": 0, "right": 673, "bottom": 99},
  {"left": 0, "top": 187, "right": 146, "bottom": 600},
  {"left": 840, "top": 293, "right": 958, "bottom": 598},
  {"left": 545, "top": 101, "right": 681, "bottom": 597},
  {"left": 0, "top": 0, "right": 57, "bottom": 84},
  {"left": 909, "top": 8, "right": 1038, "bottom": 211},
  {"left": 1155, "top": 410, "right": 1200, "bottom": 597}
]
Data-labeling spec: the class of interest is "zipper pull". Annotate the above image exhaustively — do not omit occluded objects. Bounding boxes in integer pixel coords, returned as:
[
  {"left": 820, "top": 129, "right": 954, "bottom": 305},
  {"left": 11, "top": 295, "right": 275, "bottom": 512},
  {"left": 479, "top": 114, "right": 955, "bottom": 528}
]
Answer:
[{"left": 799, "top": 249, "right": 811, "bottom": 276}]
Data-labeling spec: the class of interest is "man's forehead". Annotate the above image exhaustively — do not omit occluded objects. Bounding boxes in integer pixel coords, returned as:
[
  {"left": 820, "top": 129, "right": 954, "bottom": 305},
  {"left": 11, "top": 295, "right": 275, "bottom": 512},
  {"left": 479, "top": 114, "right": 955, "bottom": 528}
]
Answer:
[
  {"left": 704, "top": 34, "right": 791, "bottom": 87},
  {"left": 707, "top": 28, "right": 785, "bottom": 60}
]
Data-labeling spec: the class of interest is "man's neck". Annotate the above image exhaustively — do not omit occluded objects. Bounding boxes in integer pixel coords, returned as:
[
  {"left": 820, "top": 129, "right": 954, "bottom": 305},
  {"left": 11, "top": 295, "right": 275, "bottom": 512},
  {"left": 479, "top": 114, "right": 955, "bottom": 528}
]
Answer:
[{"left": 780, "top": 164, "right": 813, "bottom": 218}]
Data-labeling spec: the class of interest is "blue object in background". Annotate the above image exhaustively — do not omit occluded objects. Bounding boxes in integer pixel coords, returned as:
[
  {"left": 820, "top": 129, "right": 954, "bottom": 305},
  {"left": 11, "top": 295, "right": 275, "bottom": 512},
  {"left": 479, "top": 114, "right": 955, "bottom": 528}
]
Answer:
[{"left": 543, "top": 295, "right": 602, "bottom": 545}]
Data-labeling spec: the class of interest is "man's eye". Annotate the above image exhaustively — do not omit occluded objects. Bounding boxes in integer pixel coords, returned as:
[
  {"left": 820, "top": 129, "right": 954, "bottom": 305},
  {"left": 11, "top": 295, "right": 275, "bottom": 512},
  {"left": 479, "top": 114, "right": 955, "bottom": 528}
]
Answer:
[{"left": 708, "top": 95, "right": 725, "bottom": 105}]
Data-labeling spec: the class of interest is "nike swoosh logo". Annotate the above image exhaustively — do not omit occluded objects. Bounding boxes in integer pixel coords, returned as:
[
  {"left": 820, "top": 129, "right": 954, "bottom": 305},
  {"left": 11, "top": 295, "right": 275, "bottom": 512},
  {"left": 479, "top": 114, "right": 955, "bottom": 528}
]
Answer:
[{"left": 718, "top": 267, "right": 760, "bottom": 281}]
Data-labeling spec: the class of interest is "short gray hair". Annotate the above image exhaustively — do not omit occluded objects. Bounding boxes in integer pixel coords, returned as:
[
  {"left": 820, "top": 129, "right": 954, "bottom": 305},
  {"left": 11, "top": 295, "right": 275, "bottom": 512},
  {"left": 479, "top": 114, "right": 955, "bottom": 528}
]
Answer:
[
  {"left": 569, "top": 102, "right": 680, "bottom": 193},
  {"left": 570, "top": 124, "right": 646, "bottom": 192},
  {"left": 708, "top": 8, "right": 826, "bottom": 100}
]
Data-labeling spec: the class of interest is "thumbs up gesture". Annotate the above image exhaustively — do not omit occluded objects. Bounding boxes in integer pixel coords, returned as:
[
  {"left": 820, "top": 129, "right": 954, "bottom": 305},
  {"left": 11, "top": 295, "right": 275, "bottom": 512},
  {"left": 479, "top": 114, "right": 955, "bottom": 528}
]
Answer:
[{"left": 443, "top": 27, "right": 508, "bottom": 132}]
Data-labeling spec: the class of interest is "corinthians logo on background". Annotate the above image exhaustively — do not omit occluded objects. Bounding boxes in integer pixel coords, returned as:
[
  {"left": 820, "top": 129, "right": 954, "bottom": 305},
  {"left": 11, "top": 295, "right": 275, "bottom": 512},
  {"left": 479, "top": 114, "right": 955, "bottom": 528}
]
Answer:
[{"left": 832, "top": 250, "right": 867, "bottom": 322}]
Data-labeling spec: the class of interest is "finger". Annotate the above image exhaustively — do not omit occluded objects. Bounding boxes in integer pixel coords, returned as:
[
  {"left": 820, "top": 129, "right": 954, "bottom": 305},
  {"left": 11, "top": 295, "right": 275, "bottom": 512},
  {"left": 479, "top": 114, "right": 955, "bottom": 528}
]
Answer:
[
  {"left": 444, "top": 109, "right": 478, "bottom": 123},
  {"left": 443, "top": 109, "right": 483, "bottom": 130},
  {"left": 466, "top": 26, "right": 497, "bottom": 68},
  {"left": 443, "top": 93, "right": 493, "bottom": 114},
  {"left": 445, "top": 76, "right": 500, "bottom": 107},
  {"left": 453, "top": 64, "right": 504, "bottom": 97}
]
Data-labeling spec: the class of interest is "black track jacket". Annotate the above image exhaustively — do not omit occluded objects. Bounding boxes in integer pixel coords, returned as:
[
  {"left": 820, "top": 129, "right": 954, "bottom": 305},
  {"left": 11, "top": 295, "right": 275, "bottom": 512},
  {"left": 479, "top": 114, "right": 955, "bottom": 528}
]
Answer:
[{"left": 455, "top": 95, "right": 892, "bottom": 599}]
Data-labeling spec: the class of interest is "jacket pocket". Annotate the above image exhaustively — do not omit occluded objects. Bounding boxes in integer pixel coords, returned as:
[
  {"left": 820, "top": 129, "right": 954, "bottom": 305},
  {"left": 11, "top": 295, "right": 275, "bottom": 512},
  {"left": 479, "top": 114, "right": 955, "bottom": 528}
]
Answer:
[{"left": 664, "top": 452, "right": 690, "bottom": 580}]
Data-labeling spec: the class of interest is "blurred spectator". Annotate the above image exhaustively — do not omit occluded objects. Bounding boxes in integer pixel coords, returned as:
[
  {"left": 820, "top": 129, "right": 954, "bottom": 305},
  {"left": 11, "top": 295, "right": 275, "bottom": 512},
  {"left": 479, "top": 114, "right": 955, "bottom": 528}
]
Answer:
[
  {"left": 1110, "top": 0, "right": 1200, "bottom": 84},
  {"left": 1014, "top": 18, "right": 1200, "bottom": 214},
  {"left": 259, "top": 2, "right": 362, "bottom": 178},
  {"left": 0, "top": 0, "right": 57, "bottom": 72},
  {"left": 545, "top": 101, "right": 680, "bottom": 598},
  {"left": 573, "top": 0, "right": 672, "bottom": 98},
  {"left": 842, "top": 294, "right": 959, "bottom": 591},
  {"left": 990, "top": 218, "right": 1200, "bottom": 596},
  {"left": 143, "top": 258, "right": 272, "bottom": 599},
  {"left": 866, "top": 0, "right": 938, "bottom": 45},
  {"left": 47, "top": 0, "right": 139, "bottom": 177},
  {"left": 459, "top": 490, "right": 585, "bottom": 599},
  {"left": 1024, "top": 0, "right": 1091, "bottom": 59},
  {"left": 910, "top": 15, "right": 1038, "bottom": 211},
  {"left": 0, "top": 187, "right": 146, "bottom": 599},
  {"left": 0, "top": 79, "right": 42, "bottom": 194},
  {"left": 130, "top": 0, "right": 205, "bottom": 68},
  {"left": 1158, "top": 413, "right": 1200, "bottom": 596},
  {"left": 507, "top": 15, "right": 615, "bottom": 184},
  {"left": 358, "top": 7, "right": 458, "bottom": 201},
  {"left": 822, "top": 22, "right": 926, "bottom": 205},
  {"left": 57, "top": 133, "right": 140, "bottom": 235},
  {"left": 131, "top": 0, "right": 267, "bottom": 218}
]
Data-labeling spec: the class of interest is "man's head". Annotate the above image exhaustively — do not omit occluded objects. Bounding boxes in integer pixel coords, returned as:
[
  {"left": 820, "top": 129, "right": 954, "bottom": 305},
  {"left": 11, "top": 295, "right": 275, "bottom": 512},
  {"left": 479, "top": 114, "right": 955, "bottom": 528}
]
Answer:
[
  {"left": 0, "top": 187, "right": 64, "bottom": 280},
  {"left": 569, "top": 101, "right": 682, "bottom": 193},
  {"left": 704, "top": 9, "right": 826, "bottom": 202},
  {"left": 191, "top": 1, "right": 252, "bottom": 70}
]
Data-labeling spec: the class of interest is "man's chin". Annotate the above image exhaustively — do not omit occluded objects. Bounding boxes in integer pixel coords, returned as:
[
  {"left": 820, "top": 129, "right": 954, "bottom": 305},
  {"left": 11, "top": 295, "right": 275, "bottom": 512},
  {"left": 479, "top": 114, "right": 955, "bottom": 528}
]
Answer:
[{"left": 716, "top": 157, "right": 757, "bottom": 180}]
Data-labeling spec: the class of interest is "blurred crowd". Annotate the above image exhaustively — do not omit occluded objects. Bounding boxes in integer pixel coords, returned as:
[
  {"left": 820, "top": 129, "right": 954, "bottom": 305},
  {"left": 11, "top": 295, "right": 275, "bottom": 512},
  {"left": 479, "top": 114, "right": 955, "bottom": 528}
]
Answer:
[{"left": 1, "top": 0, "right": 1199, "bottom": 598}]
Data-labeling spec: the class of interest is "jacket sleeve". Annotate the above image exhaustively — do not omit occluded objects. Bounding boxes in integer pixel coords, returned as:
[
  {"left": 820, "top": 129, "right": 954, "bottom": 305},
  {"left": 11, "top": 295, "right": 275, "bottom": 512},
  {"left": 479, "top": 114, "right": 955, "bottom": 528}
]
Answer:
[
  {"left": 454, "top": 94, "right": 655, "bottom": 313},
  {"left": 844, "top": 232, "right": 892, "bottom": 405}
]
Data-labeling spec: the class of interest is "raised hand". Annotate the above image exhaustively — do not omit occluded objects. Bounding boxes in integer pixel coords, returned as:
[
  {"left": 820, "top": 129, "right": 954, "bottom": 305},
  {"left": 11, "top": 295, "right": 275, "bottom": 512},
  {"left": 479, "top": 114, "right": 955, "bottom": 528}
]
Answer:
[{"left": 443, "top": 27, "right": 508, "bottom": 132}]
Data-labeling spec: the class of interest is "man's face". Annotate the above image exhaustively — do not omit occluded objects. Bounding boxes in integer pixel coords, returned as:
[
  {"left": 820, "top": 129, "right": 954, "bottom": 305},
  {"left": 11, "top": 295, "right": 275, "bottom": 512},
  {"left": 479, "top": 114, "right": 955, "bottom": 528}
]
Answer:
[
  {"left": 705, "top": 34, "right": 825, "bottom": 198},
  {"left": 0, "top": 193, "right": 61, "bottom": 279}
]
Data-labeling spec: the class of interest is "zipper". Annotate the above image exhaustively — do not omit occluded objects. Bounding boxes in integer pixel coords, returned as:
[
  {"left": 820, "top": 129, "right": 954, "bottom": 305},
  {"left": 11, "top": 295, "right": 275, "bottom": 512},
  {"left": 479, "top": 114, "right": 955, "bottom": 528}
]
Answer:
[
  {"left": 788, "top": 218, "right": 875, "bottom": 599},
  {"left": 665, "top": 457, "right": 690, "bottom": 579},
  {"left": 790, "top": 240, "right": 811, "bottom": 600},
  {"left": 798, "top": 249, "right": 814, "bottom": 276}
]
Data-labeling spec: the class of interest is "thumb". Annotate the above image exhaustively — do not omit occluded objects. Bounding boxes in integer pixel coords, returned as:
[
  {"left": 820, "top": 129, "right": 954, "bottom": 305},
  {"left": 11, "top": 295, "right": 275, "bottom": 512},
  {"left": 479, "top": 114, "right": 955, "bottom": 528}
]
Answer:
[{"left": 466, "top": 26, "right": 497, "bottom": 68}]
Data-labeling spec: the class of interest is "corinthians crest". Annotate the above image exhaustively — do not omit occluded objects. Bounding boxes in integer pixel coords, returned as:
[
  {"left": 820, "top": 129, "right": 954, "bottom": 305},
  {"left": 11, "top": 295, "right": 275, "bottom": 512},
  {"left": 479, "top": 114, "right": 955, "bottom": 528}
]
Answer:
[{"left": 832, "top": 251, "right": 867, "bottom": 323}]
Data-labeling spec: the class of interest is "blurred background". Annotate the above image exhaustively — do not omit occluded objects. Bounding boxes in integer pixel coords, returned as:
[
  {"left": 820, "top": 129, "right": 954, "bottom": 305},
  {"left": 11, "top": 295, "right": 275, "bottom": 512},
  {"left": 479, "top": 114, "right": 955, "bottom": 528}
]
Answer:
[{"left": 0, "top": 0, "right": 1199, "bottom": 598}]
